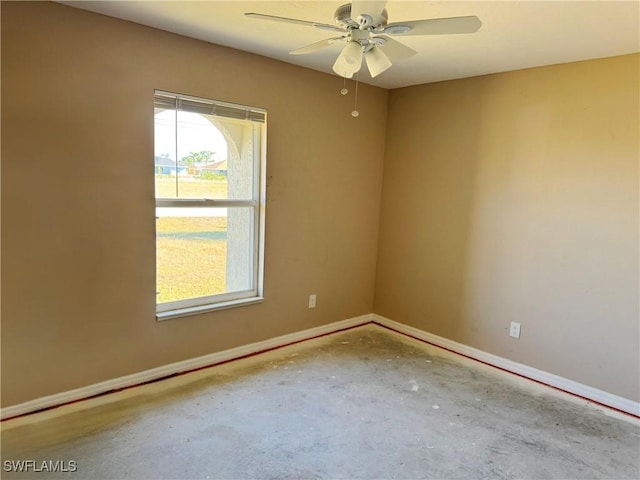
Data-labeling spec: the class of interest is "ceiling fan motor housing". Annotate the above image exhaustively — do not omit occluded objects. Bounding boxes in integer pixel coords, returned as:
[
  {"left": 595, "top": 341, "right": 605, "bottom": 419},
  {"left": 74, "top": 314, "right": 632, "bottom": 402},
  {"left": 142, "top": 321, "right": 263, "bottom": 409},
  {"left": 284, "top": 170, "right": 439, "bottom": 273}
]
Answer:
[{"left": 334, "top": 3, "right": 388, "bottom": 30}]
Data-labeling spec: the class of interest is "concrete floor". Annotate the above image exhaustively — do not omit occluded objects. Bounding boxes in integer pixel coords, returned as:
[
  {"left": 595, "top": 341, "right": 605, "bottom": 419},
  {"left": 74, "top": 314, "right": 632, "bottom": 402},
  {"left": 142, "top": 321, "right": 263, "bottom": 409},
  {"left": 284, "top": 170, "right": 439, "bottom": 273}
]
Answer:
[{"left": 1, "top": 324, "right": 639, "bottom": 479}]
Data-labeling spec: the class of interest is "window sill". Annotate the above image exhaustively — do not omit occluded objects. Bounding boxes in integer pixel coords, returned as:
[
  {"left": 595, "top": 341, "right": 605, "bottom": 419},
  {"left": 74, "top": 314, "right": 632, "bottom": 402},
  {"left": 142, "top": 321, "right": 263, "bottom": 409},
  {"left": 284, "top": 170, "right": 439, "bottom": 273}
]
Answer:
[{"left": 156, "top": 296, "right": 264, "bottom": 322}]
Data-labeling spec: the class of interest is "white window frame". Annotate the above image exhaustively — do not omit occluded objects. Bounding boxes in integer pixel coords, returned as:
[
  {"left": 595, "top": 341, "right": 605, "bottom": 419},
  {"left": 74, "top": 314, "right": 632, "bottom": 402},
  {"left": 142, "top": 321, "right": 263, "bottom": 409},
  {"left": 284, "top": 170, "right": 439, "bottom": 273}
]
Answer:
[{"left": 154, "top": 90, "right": 266, "bottom": 321}]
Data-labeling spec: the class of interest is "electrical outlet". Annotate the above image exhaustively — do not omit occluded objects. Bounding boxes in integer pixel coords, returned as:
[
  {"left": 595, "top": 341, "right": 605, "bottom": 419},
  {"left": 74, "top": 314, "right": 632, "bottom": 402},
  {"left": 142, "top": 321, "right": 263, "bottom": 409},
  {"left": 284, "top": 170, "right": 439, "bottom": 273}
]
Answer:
[
  {"left": 509, "top": 321, "right": 521, "bottom": 339},
  {"left": 308, "top": 294, "right": 316, "bottom": 309}
]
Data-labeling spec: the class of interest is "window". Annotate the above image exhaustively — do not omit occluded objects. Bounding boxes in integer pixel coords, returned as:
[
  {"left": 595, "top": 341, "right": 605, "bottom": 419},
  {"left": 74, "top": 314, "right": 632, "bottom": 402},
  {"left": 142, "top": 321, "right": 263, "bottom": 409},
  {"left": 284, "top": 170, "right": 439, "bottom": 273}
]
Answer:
[{"left": 154, "top": 91, "right": 266, "bottom": 320}]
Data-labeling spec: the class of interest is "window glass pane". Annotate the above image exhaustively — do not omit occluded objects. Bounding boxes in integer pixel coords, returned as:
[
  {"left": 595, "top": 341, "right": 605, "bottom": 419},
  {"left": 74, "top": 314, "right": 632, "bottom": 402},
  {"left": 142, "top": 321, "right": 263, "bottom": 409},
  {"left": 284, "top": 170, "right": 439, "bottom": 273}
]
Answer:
[
  {"left": 155, "top": 109, "right": 256, "bottom": 200},
  {"left": 156, "top": 207, "right": 255, "bottom": 304}
]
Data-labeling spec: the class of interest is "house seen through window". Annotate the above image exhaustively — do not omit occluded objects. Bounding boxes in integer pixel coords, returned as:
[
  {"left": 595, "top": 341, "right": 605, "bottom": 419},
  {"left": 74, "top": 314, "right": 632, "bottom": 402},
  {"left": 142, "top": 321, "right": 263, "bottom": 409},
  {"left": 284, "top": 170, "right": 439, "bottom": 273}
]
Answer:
[{"left": 154, "top": 91, "right": 266, "bottom": 319}]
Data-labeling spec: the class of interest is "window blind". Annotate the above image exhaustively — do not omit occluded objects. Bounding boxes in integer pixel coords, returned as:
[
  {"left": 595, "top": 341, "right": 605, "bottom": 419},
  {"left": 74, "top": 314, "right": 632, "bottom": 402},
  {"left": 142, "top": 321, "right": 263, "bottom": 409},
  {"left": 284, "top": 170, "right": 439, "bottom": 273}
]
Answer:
[{"left": 154, "top": 91, "right": 266, "bottom": 123}]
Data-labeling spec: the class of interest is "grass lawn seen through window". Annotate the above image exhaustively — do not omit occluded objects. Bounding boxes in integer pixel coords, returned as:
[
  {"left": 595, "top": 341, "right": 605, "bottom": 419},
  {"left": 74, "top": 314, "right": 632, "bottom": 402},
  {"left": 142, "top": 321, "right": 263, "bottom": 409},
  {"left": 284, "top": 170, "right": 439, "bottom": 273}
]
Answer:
[{"left": 156, "top": 176, "right": 229, "bottom": 303}]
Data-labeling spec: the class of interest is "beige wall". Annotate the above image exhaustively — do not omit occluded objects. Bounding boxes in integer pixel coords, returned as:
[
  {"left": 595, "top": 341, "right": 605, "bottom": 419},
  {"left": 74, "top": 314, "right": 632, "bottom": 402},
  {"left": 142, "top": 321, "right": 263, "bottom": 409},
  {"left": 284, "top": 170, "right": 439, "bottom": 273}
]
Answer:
[
  {"left": 0, "top": 2, "right": 387, "bottom": 406},
  {"left": 375, "top": 54, "right": 639, "bottom": 401}
]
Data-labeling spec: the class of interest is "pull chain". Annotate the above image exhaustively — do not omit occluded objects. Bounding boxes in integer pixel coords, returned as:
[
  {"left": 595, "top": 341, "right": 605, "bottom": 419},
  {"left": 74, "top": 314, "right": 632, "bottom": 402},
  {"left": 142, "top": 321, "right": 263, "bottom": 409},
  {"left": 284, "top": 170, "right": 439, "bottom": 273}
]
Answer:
[
  {"left": 352, "top": 72, "right": 360, "bottom": 117},
  {"left": 340, "top": 75, "right": 348, "bottom": 95}
]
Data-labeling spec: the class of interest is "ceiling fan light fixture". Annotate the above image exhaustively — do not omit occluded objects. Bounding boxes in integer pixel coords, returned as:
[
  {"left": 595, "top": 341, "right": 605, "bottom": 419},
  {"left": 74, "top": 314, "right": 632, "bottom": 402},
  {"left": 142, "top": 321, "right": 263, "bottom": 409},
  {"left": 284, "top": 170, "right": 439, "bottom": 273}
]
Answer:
[
  {"left": 332, "top": 41, "right": 363, "bottom": 77},
  {"left": 365, "top": 47, "right": 392, "bottom": 77}
]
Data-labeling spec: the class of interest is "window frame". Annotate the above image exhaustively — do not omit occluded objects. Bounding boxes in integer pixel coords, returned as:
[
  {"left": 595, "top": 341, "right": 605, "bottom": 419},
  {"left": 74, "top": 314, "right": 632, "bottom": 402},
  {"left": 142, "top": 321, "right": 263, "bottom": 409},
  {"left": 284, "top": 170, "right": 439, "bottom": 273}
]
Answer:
[{"left": 154, "top": 90, "right": 267, "bottom": 321}]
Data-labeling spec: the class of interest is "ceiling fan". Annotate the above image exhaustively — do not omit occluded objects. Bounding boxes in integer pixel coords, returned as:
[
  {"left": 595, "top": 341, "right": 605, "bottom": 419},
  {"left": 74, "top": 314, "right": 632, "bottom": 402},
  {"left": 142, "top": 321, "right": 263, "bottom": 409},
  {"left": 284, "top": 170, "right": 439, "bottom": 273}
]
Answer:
[{"left": 245, "top": 1, "right": 482, "bottom": 79}]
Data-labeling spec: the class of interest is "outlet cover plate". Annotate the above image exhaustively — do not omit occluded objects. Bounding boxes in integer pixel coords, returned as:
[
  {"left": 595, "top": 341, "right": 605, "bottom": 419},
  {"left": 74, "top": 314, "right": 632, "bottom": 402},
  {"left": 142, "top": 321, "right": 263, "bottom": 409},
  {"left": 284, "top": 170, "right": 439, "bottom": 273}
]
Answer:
[{"left": 509, "top": 321, "right": 521, "bottom": 339}]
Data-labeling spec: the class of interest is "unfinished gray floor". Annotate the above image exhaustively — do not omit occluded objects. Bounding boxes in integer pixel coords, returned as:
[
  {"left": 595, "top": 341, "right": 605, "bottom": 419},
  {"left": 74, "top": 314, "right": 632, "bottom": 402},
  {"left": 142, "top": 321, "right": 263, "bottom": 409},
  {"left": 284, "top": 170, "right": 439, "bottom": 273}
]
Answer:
[{"left": 1, "top": 325, "right": 639, "bottom": 480}]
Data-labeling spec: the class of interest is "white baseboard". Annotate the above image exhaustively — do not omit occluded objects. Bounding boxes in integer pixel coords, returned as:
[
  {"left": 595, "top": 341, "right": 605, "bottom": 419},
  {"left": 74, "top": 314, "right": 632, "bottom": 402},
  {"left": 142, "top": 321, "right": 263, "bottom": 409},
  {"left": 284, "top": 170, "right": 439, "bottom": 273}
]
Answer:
[
  {"left": 1, "top": 314, "right": 372, "bottom": 421},
  {"left": 4, "top": 312, "right": 637, "bottom": 421},
  {"left": 371, "top": 314, "right": 640, "bottom": 418}
]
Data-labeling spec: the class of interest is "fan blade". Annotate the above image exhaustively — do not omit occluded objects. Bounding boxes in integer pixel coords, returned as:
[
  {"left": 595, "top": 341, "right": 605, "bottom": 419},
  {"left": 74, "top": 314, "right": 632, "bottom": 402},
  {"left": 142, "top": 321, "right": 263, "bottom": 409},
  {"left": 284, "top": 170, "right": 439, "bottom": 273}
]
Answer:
[
  {"left": 245, "top": 12, "right": 346, "bottom": 33},
  {"left": 350, "top": 1, "right": 388, "bottom": 27},
  {"left": 290, "top": 37, "right": 343, "bottom": 55},
  {"left": 365, "top": 46, "right": 392, "bottom": 78},
  {"left": 384, "top": 16, "right": 481, "bottom": 36},
  {"left": 374, "top": 36, "right": 417, "bottom": 60}
]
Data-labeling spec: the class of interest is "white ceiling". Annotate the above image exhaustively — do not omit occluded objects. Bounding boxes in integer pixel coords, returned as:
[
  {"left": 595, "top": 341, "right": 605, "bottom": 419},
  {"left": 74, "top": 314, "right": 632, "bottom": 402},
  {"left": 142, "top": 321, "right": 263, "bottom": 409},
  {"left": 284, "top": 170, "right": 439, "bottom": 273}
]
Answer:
[{"left": 60, "top": 1, "right": 640, "bottom": 89}]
